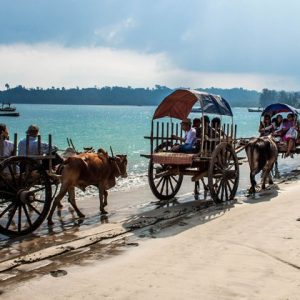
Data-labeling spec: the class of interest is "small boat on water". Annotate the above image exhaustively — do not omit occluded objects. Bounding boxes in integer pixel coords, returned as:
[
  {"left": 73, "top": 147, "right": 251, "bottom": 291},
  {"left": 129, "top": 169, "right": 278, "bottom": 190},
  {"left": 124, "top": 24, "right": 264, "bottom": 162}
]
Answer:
[
  {"left": 0, "top": 112, "right": 20, "bottom": 117},
  {"left": 0, "top": 103, "right": 20, "bottom": 117},
  {"left": 248, "top": 107, "right": 264, "bottom": 112},
  {"left": 0, "top": 103, "right": 16, "bottom": 112}
]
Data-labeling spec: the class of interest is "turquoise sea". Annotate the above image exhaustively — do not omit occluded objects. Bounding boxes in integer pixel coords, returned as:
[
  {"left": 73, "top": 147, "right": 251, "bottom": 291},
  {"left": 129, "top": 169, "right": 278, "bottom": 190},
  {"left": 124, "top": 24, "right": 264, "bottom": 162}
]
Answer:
[{"left": 2, "top": 105, "right": 265, "bottom": 189}]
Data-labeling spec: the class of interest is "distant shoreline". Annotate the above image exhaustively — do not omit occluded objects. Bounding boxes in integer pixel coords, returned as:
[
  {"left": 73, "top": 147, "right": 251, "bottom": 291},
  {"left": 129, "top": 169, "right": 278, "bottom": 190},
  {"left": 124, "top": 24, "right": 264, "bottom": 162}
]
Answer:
[{"left": 0, "top": 86, "right": 260, "bottom": 107}]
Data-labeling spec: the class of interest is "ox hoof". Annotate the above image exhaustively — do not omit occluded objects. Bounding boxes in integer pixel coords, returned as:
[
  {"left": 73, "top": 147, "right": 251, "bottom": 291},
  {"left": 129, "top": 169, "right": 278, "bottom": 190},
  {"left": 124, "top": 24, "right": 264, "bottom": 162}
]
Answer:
[
  {"left": 57, "top": 203, "right": 64, "bottom": 209},
  {"left": 100, "top": 210, "right": 108, "bottom": 215},
  {"left": 78, "top": 213, "right": 85, "bottom": 218},
  {"left": 248, "top": 187, "right": 255, "bottom": 195}
]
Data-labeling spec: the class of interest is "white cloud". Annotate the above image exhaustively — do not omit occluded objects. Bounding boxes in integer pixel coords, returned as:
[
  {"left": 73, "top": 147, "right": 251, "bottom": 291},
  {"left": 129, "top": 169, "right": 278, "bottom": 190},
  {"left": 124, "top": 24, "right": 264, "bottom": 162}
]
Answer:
[
  {"left": 0, "top": 43, "right": 298, "bottom": 91},
  {"left": 94, "top": 17, "right": 136, "bottom": 44}
]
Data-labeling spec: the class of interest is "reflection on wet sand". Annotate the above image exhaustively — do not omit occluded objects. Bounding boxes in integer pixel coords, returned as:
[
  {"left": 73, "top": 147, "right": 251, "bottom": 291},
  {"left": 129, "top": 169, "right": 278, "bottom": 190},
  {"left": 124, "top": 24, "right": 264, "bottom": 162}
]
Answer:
[{"left": 0, "top": 159, "right": 299, "bottom": 285}]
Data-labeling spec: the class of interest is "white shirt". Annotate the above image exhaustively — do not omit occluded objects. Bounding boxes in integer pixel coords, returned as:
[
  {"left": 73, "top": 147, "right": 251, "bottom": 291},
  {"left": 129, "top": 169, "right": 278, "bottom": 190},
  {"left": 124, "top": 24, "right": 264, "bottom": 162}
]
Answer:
[
  {"left": 185, "top": 127, "right": 197, "bottom": 145},
  {"left": 18, "top": 137, "right": 50, "bottom": 155},
  {"left": 1, "top": 140, "right": 14, "bottom": 157}
]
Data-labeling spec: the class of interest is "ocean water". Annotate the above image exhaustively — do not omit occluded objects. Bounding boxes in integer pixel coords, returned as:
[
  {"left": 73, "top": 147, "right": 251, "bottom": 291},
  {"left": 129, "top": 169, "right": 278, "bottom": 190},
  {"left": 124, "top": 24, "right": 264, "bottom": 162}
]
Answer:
[{"left": 2, "top": 105, "right": 264, "bottom": 189}]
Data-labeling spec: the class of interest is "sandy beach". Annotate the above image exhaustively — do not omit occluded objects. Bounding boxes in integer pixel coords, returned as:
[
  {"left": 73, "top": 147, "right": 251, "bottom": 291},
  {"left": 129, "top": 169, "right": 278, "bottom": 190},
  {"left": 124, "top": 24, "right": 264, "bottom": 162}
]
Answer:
[{"left": 1, "top": 169, "right": 300, "bottom": 300}]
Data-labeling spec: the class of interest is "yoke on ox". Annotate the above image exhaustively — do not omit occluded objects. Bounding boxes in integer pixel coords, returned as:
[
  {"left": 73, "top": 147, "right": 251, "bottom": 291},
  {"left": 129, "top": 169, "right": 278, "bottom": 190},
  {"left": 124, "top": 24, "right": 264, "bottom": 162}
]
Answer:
[{"left": 47, "top": 148, "right": 127, "bottom": 225}]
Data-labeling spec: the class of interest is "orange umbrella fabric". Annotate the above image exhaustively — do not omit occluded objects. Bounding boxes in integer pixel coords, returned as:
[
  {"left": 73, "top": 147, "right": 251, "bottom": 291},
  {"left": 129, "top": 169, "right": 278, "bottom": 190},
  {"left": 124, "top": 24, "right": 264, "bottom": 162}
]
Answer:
[{"left": 152, "top": 89, "right": 232, "bottom": 120}]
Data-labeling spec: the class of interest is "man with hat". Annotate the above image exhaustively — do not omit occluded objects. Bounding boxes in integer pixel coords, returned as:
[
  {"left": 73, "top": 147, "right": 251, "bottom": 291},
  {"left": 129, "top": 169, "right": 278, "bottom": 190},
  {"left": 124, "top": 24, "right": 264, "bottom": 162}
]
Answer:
[
  {"left": 18, "top": 125, "right": 63, "bottom": 169},
  {"left": 18, "top": 124, "right": 51, "bottom": 156},
  {"left": 171, "top": 118, "right": 197, "bottom": 153}
]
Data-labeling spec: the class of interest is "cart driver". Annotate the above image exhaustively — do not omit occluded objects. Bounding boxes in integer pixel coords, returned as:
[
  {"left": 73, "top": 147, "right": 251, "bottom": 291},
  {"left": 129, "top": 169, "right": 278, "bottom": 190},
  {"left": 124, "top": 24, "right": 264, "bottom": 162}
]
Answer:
[
  {"left": 171, "top": 118, "right": 197, "bottom": 153},
  {"left": 18, "top": 125, "right": 63, "bottom": 169},
  {"left": 0, "top": 123, "right": 14, "bottom": 157}
]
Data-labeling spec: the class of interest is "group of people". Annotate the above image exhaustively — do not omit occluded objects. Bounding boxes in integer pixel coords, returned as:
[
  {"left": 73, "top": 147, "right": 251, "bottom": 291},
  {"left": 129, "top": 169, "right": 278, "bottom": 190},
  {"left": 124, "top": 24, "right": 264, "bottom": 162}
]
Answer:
[
  {"left": 171, "top": 116, "right": 221, "bottom": 153},
  {"left": 259, "top": 113, "right": 298, "bottom": 157},
  {"left": 0, "top": 123, "right": 62, "bottom": 167}
]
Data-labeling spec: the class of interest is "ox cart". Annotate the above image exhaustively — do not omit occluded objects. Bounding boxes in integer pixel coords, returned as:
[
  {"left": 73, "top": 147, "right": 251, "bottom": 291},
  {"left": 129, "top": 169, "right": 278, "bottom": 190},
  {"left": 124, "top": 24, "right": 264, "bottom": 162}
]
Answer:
[
  {"left": 143, "top": 89, "right": 243, "bottom": 203},
  {"left": 0, "top": 134, "right": 60, "bottom": 237},
  {"left": 260, "top": 103, "right": 300, "bottom": 155}
]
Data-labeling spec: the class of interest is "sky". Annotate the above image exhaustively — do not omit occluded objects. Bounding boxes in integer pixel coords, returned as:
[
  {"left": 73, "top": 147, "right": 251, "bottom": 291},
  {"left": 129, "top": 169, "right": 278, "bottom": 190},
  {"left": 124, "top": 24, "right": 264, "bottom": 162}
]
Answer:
[{"left": 0, "top": 0, "right": 300, "bottom": 91}]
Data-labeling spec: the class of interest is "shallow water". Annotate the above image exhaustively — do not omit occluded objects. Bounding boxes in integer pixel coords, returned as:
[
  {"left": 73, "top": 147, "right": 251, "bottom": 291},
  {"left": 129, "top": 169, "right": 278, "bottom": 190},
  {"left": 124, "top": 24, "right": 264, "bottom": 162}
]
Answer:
[{"left": 3, "top": 105, "right": 264, "bottom": 186}]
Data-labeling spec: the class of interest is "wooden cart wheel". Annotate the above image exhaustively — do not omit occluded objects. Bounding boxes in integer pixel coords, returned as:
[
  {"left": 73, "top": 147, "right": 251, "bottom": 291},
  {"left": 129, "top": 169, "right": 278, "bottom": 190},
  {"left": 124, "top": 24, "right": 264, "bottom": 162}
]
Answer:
[
  {"left": 0, "top": 156, "right": 52, "bottom": 237},
  {"left": 208, "top": 143, "right": 239, "bottom": 204},
  {"left": 148, "top": 142, "right": 183, "bottom": 200}
]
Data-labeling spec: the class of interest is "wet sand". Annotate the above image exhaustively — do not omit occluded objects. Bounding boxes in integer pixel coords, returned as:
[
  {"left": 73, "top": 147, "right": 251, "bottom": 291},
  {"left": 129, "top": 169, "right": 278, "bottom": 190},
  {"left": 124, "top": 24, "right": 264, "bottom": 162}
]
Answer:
[
  {"left": 2, "top": 174, "right": 300, "bottom": 299},
  {"left": 1, "top": 156, "right": 300, "bottom": 299}
]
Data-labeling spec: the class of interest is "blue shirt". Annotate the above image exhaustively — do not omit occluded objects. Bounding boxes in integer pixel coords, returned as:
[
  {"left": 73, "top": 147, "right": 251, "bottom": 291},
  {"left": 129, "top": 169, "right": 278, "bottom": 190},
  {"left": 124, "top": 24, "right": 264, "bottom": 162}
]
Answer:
[{"left": 18, "top": 136, "right": 51, "bottom": 155}]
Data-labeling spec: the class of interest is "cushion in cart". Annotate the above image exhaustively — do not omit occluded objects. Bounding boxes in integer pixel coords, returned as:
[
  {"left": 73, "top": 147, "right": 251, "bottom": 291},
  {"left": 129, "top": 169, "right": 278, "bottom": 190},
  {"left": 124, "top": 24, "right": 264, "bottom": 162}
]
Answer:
[{"left": 152, "top": 152, "right": 196, "bottom": 165}]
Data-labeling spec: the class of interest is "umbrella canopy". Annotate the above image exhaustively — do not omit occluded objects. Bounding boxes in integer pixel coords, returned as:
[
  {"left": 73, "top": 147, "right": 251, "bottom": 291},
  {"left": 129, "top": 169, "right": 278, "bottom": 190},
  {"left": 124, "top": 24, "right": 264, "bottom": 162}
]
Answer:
[
  {"left": 152, "top": 89, "right": 233, "bottom": 120},
  {"left": 261, "top": 103, "right": 298, "bottom": 117}
]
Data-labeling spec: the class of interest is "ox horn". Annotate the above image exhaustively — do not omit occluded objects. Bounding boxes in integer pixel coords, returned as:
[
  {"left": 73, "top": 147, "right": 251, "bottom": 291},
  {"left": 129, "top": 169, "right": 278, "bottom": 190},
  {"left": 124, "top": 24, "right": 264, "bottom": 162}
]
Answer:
[{"left": 110, "top": 146, "right": 115, "bottom": 158}]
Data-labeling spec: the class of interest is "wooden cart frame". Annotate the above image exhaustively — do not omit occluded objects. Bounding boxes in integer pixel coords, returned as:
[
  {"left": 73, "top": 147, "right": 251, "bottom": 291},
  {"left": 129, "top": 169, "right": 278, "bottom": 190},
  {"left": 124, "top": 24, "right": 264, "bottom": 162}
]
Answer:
[
  {"left": 260, "top": 103, "right": 300, "bottom": 155},
  {"left": 142, "top": 89, "right": 242, "bottom": 203},
  {"left": 0, "top": 134, "right": 58, "bottom": 237}
]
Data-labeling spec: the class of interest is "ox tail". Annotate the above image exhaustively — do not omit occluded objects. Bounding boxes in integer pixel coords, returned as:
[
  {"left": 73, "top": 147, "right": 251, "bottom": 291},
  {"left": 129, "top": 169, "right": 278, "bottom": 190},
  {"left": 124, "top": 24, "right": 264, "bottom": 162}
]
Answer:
[
  {"left": 256, "top": 139, "right": 272, "bottom": 171},
  {"left": 246, "top": 138, "right": 272, "bottom": 172}
]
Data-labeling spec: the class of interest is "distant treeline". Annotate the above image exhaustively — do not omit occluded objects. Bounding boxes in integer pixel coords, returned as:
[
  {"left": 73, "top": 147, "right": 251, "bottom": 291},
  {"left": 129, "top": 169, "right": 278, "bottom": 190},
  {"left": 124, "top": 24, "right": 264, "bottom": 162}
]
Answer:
[
  {"left": 259, "top": 89, "right": 300, "bottom": 108},
  {"left": 0, "top": 84, "right": 274, "bottom": 107}
]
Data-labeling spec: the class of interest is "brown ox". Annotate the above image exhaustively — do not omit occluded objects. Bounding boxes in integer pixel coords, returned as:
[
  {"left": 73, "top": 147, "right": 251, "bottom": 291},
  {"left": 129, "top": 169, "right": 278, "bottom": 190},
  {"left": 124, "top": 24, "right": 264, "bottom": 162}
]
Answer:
[
  {"left": 245, "top": 136, "right": 278, "bottom": 194},
  {"left": 47, "top": 149, "right": 127, "bottom": 225}
]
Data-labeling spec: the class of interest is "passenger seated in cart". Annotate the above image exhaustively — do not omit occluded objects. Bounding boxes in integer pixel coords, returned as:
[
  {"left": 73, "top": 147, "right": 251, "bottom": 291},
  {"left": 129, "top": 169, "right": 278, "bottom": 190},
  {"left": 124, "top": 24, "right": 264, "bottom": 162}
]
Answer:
[
  {"left": 272, "top": 114, "right": 284, "bottom": 141},
  {"left": 274, "top": 114, "right": 283, "bottom": 131},
  {"left": 211, "top": 117, "right": 225, "bottom": 138},
  {"left": 211, "top": 117, "right": 221, "bottom": 131},
  {"left": 0, "top": 123, "right": 14, "bottom": 157},
  {"left": 201, "top": 115, "right": 211, "bottom": 136},
  {"left": 194, "top": 116, "right": 212, "bottom": 138},
  {"left": 281, "top": 114, "right": 298, "bottom": 157},
  {"left": 259, "top": 114, "right": 273, "bottom": 136},
  {"left": 18, "top": 124, "right": 63, "bottom": 169},
  {"left": 192, "top": 118, "right": 201, "bottom": 137},
  {"left": 171, "top": 118, "right": 197, "bottom": 153}
]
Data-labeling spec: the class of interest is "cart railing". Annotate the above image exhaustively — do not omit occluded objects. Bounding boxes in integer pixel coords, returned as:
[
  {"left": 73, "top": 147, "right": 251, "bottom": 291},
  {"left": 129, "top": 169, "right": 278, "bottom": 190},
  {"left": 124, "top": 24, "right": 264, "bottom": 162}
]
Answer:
[
  {"left": 144, "top": 120, "right": 238, "bottom": 157},
  {"left": 0, "top": 134, "right": 56, "bottom": 170}
]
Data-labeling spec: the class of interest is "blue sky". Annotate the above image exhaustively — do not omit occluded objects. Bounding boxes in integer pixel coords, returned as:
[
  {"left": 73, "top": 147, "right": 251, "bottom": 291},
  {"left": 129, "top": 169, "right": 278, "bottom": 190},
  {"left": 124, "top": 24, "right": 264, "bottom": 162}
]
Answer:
[{"left": 0, "top": 0, "right": 299, "bottom": 90}]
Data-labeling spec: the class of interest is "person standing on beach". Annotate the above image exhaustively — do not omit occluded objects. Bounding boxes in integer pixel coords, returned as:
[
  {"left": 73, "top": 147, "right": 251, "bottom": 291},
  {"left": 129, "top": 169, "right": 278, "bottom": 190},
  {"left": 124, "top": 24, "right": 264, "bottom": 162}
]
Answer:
[{"left": 0, "top": 123, "right": 14, "bottom": 157}]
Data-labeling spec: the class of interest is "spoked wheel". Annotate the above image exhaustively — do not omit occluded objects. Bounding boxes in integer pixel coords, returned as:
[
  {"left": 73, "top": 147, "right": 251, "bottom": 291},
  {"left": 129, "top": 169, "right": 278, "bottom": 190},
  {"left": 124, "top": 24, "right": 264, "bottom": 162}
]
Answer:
[
  {"left": 208, "top": 143, "right": 239, "bottom": 204},
  {"left": 0, "top": 156, "right": 52, "bottom": 237},
  {"left": 148, "top": 142, "right": 183, "bottom": 200}
]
